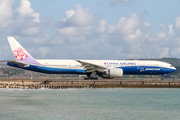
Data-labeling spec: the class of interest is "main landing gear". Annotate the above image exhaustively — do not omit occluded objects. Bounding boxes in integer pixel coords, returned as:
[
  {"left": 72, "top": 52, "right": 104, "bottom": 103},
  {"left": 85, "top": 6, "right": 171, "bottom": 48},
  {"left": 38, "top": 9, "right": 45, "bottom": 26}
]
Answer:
[{"left": 84, "top": 72, "right": 98, "bottom": 80}]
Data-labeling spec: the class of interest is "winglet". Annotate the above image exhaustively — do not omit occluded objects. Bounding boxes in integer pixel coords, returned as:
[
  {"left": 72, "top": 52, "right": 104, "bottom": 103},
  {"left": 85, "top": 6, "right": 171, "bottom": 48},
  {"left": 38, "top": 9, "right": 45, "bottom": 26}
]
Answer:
[{"left": 7, "top": 37, "right": 41, "bottom": 65}]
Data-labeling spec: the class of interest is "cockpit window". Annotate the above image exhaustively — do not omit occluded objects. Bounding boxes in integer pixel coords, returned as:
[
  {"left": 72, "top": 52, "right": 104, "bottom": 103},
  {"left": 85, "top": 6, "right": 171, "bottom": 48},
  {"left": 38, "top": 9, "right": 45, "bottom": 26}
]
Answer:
[{"left": 170, "top": 65, "right": 173, "bottom": 67}]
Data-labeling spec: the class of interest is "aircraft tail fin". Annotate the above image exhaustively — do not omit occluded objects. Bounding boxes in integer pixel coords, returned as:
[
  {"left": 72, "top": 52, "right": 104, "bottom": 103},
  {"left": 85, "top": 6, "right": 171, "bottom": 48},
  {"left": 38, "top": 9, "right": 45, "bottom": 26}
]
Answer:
[{"left": 7, "top": 37, "right": 41, "bottom": 65}]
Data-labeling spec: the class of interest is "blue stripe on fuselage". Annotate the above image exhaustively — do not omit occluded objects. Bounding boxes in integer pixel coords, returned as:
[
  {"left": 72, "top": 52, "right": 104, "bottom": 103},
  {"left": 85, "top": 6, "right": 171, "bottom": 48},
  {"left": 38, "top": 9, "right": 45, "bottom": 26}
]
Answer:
[
  {"left": 7, "top": 62, "right": 174, "bottom": 75},
  {"left": 118, "top": 66, "right": 172, "bottom": 75},
  {"left": 7, "top": 62, "right": 86, "bottom": 74}
]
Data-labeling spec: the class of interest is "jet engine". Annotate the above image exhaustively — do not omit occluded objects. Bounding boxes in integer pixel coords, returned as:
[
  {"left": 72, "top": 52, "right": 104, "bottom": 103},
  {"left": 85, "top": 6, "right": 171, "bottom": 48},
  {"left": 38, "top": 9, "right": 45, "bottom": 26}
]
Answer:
[{"left": 103, "top": 68, "right": 123, "bottom": 78}]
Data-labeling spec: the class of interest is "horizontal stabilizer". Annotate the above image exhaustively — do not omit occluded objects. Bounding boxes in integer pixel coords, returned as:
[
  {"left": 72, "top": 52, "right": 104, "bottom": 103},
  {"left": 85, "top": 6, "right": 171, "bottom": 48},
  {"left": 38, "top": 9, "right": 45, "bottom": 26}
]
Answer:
[{"left": 7, "top": 60, "right": 30, "bottom": 67}]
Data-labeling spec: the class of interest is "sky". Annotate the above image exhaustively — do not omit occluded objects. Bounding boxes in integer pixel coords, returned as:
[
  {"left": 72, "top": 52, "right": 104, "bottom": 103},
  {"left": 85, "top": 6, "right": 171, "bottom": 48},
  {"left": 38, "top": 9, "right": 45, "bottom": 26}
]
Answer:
[{"left": 1, "top": 0, "right": 180, "bottom": 60}]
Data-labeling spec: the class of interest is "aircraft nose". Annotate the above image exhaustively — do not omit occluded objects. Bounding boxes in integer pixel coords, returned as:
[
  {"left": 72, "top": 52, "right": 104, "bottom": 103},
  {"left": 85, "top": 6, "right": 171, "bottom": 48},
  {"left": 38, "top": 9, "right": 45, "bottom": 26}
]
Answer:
[{"left": 170, "top": 67, "right": 176, "bottom": 72}]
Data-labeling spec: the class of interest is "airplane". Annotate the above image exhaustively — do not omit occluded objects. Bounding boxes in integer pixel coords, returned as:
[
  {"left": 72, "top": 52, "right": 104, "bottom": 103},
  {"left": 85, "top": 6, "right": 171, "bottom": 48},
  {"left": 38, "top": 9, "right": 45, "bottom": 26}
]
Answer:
[{"left": 7, "top": 37, "right": 176, "bottom": 80}]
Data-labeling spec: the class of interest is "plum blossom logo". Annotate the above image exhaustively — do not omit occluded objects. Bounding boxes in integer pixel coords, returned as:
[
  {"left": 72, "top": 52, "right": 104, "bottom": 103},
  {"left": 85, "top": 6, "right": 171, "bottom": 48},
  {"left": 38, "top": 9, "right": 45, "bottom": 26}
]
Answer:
[
  {"left": 104, "top": 62, "right": 106, "bottom": 65},
  {"left": 13, "top": 47, "right": 27, "bottom": 60}
]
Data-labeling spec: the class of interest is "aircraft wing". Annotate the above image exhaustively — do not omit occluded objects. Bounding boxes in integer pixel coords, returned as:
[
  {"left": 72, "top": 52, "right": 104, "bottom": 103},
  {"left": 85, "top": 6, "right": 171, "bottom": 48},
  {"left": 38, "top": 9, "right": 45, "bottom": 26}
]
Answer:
[{"left": 76, "top": 60, "right": 107, "bottom": 72}]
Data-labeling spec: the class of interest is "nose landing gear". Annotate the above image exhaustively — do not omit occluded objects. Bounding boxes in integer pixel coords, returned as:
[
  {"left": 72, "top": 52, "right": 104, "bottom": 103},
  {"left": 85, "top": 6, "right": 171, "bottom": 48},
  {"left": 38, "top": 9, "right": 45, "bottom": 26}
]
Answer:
[{"left": 161, "top": 74, "right": 167, "bottom": 80}]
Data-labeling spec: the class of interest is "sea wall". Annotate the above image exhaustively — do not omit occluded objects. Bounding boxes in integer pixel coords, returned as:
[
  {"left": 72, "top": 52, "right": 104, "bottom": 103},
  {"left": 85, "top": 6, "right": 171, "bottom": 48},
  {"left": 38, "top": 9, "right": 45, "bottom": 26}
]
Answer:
[{"left": 0, "top": 79, "right": 180, "bottom": 89}]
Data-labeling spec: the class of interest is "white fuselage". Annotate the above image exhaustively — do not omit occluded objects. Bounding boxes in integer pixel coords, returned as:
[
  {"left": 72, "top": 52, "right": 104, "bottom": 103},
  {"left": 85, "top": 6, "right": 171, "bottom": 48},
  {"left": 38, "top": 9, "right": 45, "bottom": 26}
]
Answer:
[{"left": 36, "top": 59, "right": 174, "bottom": 70}]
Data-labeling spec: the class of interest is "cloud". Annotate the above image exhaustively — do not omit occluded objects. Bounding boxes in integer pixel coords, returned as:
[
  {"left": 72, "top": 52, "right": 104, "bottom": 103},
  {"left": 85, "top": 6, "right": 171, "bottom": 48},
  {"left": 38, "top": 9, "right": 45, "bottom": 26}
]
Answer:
[
  {"left": 59, "top": 4, "right": 99, "bottom": 27},
  {"left": 105, "top": 14, "right": 150, "bottom": 35},
  {"left": 97, "top": 20, "right": 108, "bottom": 34},
  {"left": 0, "top": 0, "right": 41, "bottom": 36},
  {"left": 12, "top": 0, "right": 41, "bottom": 36},
  {"left": 96, "top": 13, "right": 149, "bottom": 46},
  {"left": 56, "top": 4, "right": 98, "bottom": 43},
  {"left": 57, "top": 26, "right": 93, "bottom": 37},
  {"left": 96, "top": 14, "right": 150, "bottom": 37},
  {"left": 21, "top": 9, "right": 180, "bottom": 59},
  {"left": 17, "top": 0, "right": 40, "bottom": 22},
  {"left": 174, "top": 16, "right": 180, "bottom": 33},
  {"left": 0, "top": 0, "right": 13, "bottom": 28},
  {"left": 2, "top": 1, "right": 180, "bottom": 60},
  {"left": 55, "top": 13, "right": 152, "bottom": 59}
]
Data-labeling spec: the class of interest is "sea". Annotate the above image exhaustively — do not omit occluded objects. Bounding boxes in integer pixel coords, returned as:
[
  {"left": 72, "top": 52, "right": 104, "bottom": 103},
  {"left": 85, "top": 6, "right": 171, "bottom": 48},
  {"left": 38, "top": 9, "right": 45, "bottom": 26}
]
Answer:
[{"left": 0, "top": 88, "right": 180, "bottom": 120}]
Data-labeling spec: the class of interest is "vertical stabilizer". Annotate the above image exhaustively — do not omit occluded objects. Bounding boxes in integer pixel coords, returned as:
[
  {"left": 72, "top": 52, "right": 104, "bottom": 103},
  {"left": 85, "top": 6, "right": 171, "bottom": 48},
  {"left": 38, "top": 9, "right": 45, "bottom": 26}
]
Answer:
[{"left": 7, "top": 37, "right": 41, "bottom": 65}]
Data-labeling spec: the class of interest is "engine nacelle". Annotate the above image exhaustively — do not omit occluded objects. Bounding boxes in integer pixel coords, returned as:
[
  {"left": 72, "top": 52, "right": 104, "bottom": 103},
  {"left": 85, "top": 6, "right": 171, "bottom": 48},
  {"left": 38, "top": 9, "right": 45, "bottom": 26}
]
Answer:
[{"left": 104, "top": 68, "right": 123, "bottom": 78}]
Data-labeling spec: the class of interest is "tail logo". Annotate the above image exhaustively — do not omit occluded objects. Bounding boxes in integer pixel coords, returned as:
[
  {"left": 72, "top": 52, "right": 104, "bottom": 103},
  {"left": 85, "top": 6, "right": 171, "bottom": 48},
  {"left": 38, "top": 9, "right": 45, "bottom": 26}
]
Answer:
[{"left": 13, "top": 47, "right": 27, "bottom": 60}]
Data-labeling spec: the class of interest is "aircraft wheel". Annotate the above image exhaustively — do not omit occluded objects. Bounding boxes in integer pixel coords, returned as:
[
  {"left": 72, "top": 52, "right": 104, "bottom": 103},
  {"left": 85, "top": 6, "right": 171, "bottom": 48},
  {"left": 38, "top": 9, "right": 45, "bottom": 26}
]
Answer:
[{"left": 94, "top": 77, "right": 98, "bottom": 80}]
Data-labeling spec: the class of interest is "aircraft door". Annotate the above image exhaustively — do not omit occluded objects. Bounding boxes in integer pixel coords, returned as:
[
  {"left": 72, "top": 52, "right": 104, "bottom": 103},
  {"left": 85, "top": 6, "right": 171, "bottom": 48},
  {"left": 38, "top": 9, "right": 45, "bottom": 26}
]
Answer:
[{"left": 68, "top": 62, "right": 72, "bottom": 69}]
